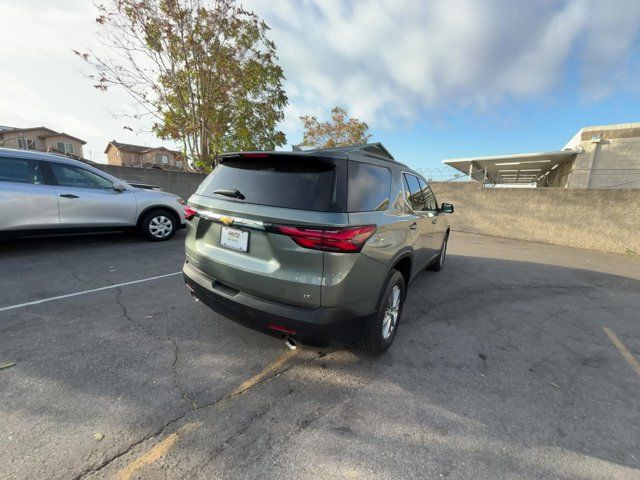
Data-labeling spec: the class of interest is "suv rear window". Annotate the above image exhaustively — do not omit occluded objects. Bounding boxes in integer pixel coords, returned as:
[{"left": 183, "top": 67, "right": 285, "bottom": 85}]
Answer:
[
  {"left": 197, "top": 156, "right": 343, "bottom": 212},
  {"left": 348, "top": 162, "right": 391, "bottom": 212}
]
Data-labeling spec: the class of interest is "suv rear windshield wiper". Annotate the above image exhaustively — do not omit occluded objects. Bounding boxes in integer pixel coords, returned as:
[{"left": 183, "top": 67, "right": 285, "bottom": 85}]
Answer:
[{"left": 213, "top": 189, "right": 246, "bottom": 200}]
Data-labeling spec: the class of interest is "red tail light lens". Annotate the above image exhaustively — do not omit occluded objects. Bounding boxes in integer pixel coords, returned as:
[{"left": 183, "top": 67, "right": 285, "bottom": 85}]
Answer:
[
  {"left": 184, "top": 205, "right": 197, "bottom": 221},
  {"left": 275, "top": 225, "right": 376, "bottom": 253}
]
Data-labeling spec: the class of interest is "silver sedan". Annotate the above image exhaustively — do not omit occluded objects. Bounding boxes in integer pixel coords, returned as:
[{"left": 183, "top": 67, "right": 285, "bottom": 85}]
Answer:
[{"left": 0, "top": 148, "right": 186, "bottom": 241}]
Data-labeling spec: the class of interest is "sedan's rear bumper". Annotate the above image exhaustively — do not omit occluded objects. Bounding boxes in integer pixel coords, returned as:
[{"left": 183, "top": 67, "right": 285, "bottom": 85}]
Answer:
[{"left": 183, "top": 262, "right": 373, "bottom": 347}]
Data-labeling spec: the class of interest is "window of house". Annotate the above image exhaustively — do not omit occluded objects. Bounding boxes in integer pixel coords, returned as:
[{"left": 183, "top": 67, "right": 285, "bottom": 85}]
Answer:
[
  {"left": 50, "top": 163, "right": 113, "bottom": 190},
  {"left": 156, "top": 154, "right": 169, "bottom": 164},
  {"left": 56, "top": 142, "right": 74, "bottom": 154},
  {"left": 18, "top": 138, "right": 36, "bottom": 150}
]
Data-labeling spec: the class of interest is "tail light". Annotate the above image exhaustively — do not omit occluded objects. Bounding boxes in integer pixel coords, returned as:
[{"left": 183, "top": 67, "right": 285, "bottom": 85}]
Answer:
[
  {"left": 275, "top": 225, "right": 376, "bottom": 253},
  {"left": 184, "top": 205, "right": 197, "bottom": 221}
]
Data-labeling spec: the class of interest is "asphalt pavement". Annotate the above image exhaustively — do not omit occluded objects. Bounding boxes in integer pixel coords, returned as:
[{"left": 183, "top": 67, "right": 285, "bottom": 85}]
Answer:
[{"left": 1, "top": 230, "right": 639, "bottom": 479}]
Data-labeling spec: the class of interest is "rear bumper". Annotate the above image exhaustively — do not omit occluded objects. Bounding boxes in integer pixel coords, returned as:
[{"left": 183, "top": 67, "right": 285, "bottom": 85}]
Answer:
[{"left": 183, "top": 262, "right": 373, "bottom": 347}]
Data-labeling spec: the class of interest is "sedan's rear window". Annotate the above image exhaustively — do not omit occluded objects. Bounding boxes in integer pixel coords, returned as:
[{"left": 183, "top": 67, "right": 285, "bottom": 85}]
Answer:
[{"left": 197, "top": 156, "right": 342, "bottom": 212}]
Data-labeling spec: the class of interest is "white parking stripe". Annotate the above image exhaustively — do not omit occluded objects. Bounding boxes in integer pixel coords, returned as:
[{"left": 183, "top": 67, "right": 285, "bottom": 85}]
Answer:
[{"left": 0, "top": 272, "right": 182, "bottom": 313}]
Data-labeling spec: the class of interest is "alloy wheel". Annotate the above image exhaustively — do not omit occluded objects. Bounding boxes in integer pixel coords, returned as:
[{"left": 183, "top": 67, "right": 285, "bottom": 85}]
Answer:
[{"left": 382, "top": 285, "right": 401, "bottom": 339}]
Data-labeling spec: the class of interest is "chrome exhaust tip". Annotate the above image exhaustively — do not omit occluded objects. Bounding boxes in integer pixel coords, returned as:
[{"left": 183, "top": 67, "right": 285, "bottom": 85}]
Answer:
[
  {"left": 185, "top": 284, "right": 199, "bottom": 302},
  {"left": 284, "top": 336, "right": 297, "bottom": 350}
]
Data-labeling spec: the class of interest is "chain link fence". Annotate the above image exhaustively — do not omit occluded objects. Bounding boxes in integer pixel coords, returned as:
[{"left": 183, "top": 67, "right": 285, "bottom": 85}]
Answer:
[{"left": 414, "top": 166, "right": 471, "bottom": 182}]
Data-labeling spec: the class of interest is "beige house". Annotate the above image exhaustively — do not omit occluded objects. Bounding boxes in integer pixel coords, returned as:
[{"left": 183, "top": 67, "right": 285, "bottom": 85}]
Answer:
[
  {"left": 0, "top": 126, "right": 86, "bottom": 158},
  {"left": 105, "top": 141, "right": 189, "bottom": 171}
]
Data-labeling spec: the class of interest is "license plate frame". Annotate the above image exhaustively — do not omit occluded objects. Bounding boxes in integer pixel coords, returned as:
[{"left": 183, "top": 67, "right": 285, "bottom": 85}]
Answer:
[{"left": 219, "top": 226, "right": 249, "bottom": 252}]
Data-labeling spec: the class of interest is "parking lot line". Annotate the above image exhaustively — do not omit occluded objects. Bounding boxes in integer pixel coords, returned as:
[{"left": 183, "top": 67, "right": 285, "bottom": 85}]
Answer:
[
  {"left": 113, "top": 351, "right": 296, "bottom": 478},
  {"left": 115, "top": 422, "right": 199, "bottom": 480},
  {"left": 0, "top": 272, "right": 182, "bottom": 313},
  {"left": 603, "top": 327, "right": 640, "bottom": 378},
  {"left": 232, "top": 350, "right": 298, "bottom": 396}
]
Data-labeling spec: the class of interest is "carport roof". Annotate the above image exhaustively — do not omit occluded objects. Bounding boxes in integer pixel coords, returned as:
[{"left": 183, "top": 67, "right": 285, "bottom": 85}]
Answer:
[{"left": 442, "top": 150, "right": 578, "bottom": 184}]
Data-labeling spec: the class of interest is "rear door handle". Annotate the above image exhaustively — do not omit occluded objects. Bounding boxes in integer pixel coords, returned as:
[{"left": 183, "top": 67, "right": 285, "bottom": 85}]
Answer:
[
  {"left": 60, "top": 194, "right": 79, "bottom": 199},
  {"left": 409, "top": 222, "right": 417, "bottom": 230}
]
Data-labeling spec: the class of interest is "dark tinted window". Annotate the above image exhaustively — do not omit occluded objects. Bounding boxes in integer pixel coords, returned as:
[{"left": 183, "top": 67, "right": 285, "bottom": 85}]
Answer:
[
  {"left": 348, "top": 162, "right": 391, "bottom": 212},
  {"left": 50, "top": 163, "right": 114, "bottom": 190},
  {"left": 197, "top": 156, "right": 340, "bottom": 212},
  {"left": 403, "top": 173, "right": 425, "bottom": 211},
  {"left": 0, "top": 158, "right": 45, "bottom": 185},
  {"left": 418, "top": 177, "right": 437, "bottom": 211}
]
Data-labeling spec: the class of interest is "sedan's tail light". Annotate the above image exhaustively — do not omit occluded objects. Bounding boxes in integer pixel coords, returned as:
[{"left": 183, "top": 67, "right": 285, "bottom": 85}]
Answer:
[
  {"left": 184, "top": 205, "right": 197, "bottom": 221},
  {"left": 275, "top": 225, "right": 376, "bottom": 253}
]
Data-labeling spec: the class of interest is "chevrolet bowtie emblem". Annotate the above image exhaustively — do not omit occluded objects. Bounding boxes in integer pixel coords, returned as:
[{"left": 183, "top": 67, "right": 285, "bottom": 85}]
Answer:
[{"left": 220, "top": 216, "right": 234, "bottom": 226}]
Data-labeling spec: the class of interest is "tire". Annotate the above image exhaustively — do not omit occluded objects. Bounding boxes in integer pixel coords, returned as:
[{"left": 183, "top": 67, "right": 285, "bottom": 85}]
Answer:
[
  {"left": 428, "top": 232, "right": 449, "bottom": 272},
  {"left": 360, "top": 270, "right": 406, "bottom": 356},
  {"left": 141, "top": 209, "right": 178, "bottom": 241}
]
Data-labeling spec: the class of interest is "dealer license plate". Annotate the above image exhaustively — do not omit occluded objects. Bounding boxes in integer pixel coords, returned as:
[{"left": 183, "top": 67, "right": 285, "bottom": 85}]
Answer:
[{"left": 220, "top": 226, "right": 249, "bottom": 252}]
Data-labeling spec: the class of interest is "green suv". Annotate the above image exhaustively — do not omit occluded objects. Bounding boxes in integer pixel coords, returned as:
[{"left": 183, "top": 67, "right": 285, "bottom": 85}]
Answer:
[{"left": 183, "top": 143, "right": 453, "bottom": 355}]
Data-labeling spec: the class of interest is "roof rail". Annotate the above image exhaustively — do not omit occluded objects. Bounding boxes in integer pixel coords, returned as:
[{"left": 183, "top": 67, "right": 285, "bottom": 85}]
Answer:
[{"left": 302, "top": 142, "right": 395, "bottom": 161}]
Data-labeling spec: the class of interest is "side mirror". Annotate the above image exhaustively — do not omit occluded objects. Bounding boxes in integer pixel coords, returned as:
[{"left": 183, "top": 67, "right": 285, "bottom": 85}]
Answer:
[
  {"left": 113, "top": 183, "right": 126, "bottom": 192},
  {"left": 441, "top": 203, "right": 454, "bottom": 214}
]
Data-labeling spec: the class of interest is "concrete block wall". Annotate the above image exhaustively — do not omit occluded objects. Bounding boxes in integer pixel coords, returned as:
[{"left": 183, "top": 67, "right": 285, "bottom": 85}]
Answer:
[
  {"left": 430, "top": 182, "right": 640, "bottom": 255},
  {"left": 567, "top": 126, "right": 640, "bottom": 189},
  {"left": 94, "top": 164, "right": 207, "bottom": 201}
]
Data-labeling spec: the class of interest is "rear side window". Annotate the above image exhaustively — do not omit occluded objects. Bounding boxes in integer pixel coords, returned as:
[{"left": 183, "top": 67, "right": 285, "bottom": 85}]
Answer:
[
  {"left": 0, "top": 158, "right": 45, "bottom": 185},
  {"left": 197, "top": 156, "right": 342, "bottom": 212},
  {"left": 403, "top": 173, "right": 425, "bottom": 211},
  {"left": 418, "top": 177, "right": 437, "bottom": 211},
  {"left": 348, "top": 162, "right": 391, "bottom": 212}
]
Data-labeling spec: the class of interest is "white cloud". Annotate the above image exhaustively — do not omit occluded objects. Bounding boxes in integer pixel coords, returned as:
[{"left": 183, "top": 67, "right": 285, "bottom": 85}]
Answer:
[
  {"left": 0, "top": 1, "right": 172, "bottom": 162},
  {"left": 0, "top": 0, "right": 638, "bottom": 159},
  {"left": 246, "top": 0, "right": 640, "bottom": 138}
]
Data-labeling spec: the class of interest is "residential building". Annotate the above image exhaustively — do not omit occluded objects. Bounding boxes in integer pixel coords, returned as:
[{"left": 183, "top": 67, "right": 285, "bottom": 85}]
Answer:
[
  {"left": 105, "top": 141, "right": 189, "bottom": 171},
  {"left": 443, "top": 122, "right": 640, "bottom": 189},
  {"left": 0, "top": 126, "right": 86, "bottom": 158}
]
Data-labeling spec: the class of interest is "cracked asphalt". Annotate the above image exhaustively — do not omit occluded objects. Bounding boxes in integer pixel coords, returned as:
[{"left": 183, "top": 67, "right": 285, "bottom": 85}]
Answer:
[{"left": 1, "top": 231, "right": 640, "bottom": 479}]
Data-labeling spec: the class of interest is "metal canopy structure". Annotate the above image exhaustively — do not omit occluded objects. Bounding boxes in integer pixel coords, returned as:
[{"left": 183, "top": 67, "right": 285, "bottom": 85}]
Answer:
[{"left": 442, "top": 150, "right": 578, "bottom": 186}]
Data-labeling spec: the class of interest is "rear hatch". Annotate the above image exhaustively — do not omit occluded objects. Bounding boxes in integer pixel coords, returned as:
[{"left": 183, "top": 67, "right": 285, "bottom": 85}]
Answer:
[{"left": 186, "top": 153, "right": 348, "bottom": 309}]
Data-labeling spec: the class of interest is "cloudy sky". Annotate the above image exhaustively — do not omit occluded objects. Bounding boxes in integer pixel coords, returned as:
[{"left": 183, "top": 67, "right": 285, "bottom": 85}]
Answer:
[{"left": 1, "top": 0, "right": 639, "bottom": 173}]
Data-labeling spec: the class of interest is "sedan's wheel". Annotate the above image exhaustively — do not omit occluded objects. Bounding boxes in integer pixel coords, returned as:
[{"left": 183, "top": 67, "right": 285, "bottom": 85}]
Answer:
[
  {"left": 142, "top": 210, "right": 177, "bottom": 241},
  {"left": 360, "top": 270, "right": 405, "bottom": 356},
  {"left": 428, "top": 232, "right": 449, "bottom": 272}
]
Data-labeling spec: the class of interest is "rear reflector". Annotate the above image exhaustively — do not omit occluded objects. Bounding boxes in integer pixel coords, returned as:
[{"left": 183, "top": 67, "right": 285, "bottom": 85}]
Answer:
[
  {"left": 266, "top": 323, "right": 296, "bottom": 335},
  {"left": 275, "top": 225, "right": 376, "bottom": 253},
  {"left": 184, "top": 205, "right": 197, "bottom": 220}
]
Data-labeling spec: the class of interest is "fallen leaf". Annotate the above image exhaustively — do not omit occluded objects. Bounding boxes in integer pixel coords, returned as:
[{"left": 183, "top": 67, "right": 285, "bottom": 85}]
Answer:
[{"left": 0, "top": 362, "right": 15, "bottom": 370}]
